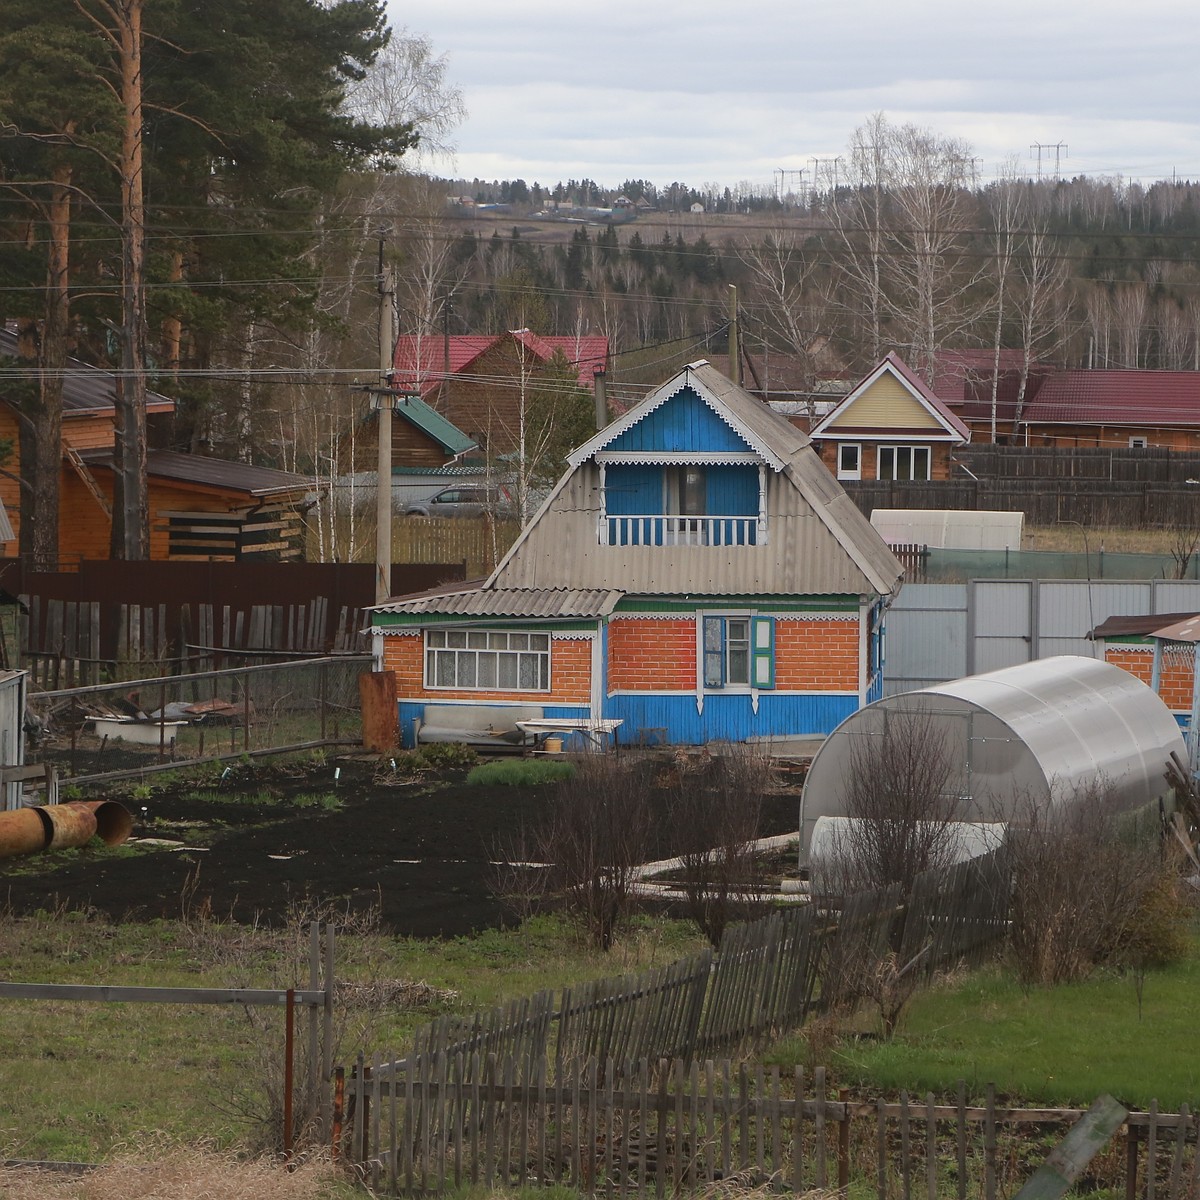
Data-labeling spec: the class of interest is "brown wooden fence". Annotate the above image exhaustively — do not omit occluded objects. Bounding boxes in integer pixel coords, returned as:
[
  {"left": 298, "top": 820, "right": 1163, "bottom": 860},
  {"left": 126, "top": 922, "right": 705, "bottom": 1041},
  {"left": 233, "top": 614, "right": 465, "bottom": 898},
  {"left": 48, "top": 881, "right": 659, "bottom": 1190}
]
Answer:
[
  {"left": 342, "top": 1053, "right": 1200, "bottom": 1200},
  {"left": 366, "top": 851, "right": 1009, "bottom": 1089},
  {"left": 0, "top": 559, "right": 464, "bottom": 682}
]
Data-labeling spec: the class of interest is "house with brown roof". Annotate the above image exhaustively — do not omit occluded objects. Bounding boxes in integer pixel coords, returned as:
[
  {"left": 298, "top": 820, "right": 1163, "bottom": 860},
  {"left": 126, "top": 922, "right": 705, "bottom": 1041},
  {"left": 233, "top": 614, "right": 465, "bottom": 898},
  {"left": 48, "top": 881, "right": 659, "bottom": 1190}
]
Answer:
[
  {"left": 809, "top": 353, "right": 970, "bottom": 482},
  {"left": 0, "top": 329, "right": 311, "bottom": 562},
  {"left": 391, "top": 329, "right": 608, "bottom": 454},
  {"left": 1017, "top": 370, "right": 1200, "bottom": 450}
]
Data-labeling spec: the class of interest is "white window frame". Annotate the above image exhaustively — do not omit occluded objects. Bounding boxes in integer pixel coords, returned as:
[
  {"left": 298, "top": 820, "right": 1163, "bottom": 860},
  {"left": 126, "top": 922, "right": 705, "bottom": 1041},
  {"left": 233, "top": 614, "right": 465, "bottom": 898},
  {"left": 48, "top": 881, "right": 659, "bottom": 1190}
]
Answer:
[
  {"left": 1129, "top": 436, "right": 1148, "bottom": 449},
  {"left": 877, "top": 444, "right": 931, "bottom": 482},
  {"left": 836, "top": 442, "right": 862, "bottom": 481},
  {"left": 424, "top": 628, "right": 551, "bottom": 692}
]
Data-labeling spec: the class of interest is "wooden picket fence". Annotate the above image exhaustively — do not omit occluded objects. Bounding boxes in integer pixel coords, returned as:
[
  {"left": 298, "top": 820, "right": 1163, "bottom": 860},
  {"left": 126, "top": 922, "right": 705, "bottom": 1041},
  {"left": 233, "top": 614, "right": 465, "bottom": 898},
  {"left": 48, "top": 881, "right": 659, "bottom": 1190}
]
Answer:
[
  {"left": 341, "top": 1053, "right": 1200, "bottom": 1200},
  {"left": 379, "top": 850, "right": 1010, "bottom": 1086}
]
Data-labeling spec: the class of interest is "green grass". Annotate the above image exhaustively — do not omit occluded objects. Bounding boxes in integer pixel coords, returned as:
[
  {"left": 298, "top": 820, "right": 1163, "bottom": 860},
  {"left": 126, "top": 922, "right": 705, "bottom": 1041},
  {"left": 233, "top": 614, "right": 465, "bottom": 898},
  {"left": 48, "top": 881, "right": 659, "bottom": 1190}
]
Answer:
[
  {"left": 0, "top": 908, "right": 702, "bottom": 1163},
  {"left": 466, "top": 758, "right": 576, "bottom": 787},
  {"left": 815, "top": 950, "right": 1200, "bottom": 1108}
]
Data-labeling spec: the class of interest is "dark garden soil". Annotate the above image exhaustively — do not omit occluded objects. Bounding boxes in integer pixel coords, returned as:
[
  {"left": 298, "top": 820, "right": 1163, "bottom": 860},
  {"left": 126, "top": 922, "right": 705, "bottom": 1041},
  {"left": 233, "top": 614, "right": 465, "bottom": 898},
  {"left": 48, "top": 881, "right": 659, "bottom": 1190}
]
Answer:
[{"left": 0, "top": 756, "right": 803, "bottom": 938}]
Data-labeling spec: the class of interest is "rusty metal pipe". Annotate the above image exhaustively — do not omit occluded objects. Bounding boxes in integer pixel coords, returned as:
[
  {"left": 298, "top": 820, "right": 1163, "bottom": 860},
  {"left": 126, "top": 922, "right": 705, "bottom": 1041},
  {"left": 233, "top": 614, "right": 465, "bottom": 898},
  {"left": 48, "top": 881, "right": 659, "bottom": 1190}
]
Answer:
[
  {"left": 75, "top": 800, "right": 134, "bottom": 846},
  {"left": 0, "top": 800, "right": 132, "bottom": 860}
]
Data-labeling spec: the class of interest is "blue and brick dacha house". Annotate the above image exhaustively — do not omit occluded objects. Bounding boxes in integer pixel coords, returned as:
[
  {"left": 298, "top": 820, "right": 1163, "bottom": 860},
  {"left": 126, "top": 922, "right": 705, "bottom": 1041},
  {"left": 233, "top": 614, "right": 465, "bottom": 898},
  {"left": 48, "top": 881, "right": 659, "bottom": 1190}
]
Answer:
[{"left": 372, "top": 361, "right": 904, "bottom": 748}]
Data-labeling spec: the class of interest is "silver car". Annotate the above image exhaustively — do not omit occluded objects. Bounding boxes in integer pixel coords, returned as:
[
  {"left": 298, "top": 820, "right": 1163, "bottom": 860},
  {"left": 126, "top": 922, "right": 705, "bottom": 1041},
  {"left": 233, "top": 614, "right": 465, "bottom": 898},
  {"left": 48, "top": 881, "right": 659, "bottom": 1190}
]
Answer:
[{"left": 404, "top": 485, "right": 514, "bottom": 518}]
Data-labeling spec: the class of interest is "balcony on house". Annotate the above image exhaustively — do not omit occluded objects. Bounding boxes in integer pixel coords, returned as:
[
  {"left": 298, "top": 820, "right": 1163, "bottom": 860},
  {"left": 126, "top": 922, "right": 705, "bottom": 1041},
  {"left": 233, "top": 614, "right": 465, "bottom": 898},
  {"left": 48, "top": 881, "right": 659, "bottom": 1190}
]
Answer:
[{"left": 599, "top": 461, "right": 765, "bottom": 547}]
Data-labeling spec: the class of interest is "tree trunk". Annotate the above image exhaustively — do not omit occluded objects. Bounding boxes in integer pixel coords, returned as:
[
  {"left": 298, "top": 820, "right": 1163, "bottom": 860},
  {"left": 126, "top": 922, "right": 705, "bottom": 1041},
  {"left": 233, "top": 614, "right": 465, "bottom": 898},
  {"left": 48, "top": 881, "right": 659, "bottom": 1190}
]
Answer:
[{"left": 109, "top": 0, "right": 149, "bottom": 560}]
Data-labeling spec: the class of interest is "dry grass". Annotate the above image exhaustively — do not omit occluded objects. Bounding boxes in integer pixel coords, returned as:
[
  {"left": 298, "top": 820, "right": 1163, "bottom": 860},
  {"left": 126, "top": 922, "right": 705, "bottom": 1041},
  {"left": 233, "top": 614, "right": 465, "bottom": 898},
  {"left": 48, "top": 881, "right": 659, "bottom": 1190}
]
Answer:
[
  {"left": 1022, "top": 525, "right": 1181, "bottom": 553},
  {"left": 0, "top": 1147, "right": 356, "bottom": 1199}
]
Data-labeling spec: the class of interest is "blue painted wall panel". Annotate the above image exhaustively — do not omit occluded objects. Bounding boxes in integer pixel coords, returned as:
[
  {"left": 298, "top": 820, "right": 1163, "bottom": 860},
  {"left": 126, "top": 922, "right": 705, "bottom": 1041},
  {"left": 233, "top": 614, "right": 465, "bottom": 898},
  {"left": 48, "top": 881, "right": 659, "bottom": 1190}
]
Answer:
[
  {"left": 608, "top": 389, "right": 748, "bottom": 454},
  {"left": 605, "top": 464, "right": 662, "bottom": 515},
  {"left": 606, "top": 692, "right": 857, "bottom": 746},
  {"left": 706, "top": 465, "right": 758, "bottom": 515}
]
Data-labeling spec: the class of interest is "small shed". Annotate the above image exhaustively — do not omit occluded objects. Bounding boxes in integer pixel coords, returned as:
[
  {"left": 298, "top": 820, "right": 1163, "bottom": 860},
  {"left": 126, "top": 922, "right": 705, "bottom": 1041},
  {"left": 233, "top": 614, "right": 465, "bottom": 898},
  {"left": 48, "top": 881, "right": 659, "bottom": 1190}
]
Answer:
[{"left": 799, "top": 655, "right": 1185, "bottom": 856}]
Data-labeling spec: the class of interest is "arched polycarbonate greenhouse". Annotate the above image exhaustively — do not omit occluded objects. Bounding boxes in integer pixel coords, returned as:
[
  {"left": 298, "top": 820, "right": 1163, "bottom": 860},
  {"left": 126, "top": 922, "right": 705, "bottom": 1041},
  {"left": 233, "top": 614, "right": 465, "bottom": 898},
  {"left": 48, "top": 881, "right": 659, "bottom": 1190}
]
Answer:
[{"left": 799, "top": 655, "right": 1186, "bottom": 857}]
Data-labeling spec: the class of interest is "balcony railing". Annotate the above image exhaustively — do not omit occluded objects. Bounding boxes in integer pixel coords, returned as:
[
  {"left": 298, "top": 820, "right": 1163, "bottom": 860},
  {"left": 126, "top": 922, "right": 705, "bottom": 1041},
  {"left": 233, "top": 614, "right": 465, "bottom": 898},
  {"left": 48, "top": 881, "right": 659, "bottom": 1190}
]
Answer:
[{"left": 603, "top": 515, "right": 760, "bottom": 546}]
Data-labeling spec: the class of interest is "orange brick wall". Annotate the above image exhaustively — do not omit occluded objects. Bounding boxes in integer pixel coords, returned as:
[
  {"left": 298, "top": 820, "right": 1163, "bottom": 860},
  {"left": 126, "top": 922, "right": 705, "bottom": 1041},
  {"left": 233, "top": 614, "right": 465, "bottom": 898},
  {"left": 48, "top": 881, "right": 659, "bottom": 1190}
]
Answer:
[
  {"left": 1106, "top": 646, "right": 1193, "bottom": 710},
  {"left": 775, "top": 618, "right": 859, "bottom": 690},
  {"left": 608, "top": 619, "right": 697, "bottom": 690},
  {"left": 607, "top": 614, "right": 859, "bottom": 692},
  {"left": 382, "top": 631, "right": 593, "bottom": 705}
]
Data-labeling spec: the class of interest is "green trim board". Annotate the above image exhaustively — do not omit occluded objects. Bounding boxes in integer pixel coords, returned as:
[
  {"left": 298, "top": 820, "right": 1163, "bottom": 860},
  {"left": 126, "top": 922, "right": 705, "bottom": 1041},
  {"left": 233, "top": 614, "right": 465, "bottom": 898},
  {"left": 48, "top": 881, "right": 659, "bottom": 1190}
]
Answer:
[{"left": 614, "top": 596, "right": 860, "bottom": 614}]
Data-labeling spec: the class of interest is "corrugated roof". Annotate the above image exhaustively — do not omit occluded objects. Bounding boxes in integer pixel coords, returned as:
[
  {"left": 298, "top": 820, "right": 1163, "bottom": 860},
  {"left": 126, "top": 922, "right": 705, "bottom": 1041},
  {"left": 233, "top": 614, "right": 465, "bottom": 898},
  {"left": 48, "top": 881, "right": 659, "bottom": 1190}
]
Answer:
[
  {"left": 374, "top": 586, "right": 623, "bottom": 619},
  {"left": 1088, "top": 612, "right": 1200, "bottom": 639},
  {"left": 81, "top": 449, "right": 311, "bottom": 497},
  {"left": 392, "top": 331, "right": 609, "bottom": 399},
  {"left": 392, "top": 395, "right": 476, "bottom": 456},
  {"left": 1023, "top": 370, "right": 1200, "bottom": 427},
  {"left": 0, "top": 328, "right": 175, "bottom": 415},
  {"left": 498, "top": 363, "right": 904, "bottom": 599}
]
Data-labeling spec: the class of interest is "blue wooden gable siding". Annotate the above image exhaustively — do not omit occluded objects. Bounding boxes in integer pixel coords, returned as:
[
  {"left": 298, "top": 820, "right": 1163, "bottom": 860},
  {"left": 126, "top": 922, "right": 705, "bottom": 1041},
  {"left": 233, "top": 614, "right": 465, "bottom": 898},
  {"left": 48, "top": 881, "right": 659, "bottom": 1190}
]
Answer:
[{"left": 606, "top": 387, "right": 749, "bottom": 455}]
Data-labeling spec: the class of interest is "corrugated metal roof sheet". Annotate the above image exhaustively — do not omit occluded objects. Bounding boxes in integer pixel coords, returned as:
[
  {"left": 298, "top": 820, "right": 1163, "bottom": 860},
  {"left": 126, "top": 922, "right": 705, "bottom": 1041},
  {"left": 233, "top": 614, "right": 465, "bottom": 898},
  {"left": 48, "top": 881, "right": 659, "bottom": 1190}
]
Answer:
[
  {"left": 392, "top": 331, "right": 609, "bottom": 399},
  {"left": 0, "top": 328, "right": 175, "bottom": 415},
  {"left": 375, "top": 586, "right": 622, "bottom": 619},
  {"left": 391, "top": 395, "right": 476, "bottom": 456},
  {"left": 81, "top": 449, "right": 311, "bottom": 497},
  {"left": 1023, "top": 370, "right": 1200, "bottom": 426},
  {"left": 1089, "top": 612, "right": 1200, "bottom": 639}
]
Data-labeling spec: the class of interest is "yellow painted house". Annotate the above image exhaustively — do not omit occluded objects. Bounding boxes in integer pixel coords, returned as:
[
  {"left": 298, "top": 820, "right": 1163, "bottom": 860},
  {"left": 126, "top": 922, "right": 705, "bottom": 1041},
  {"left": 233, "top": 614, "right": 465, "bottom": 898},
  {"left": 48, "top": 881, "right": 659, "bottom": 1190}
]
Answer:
[{"left": 810, "top": 353, "right": 970, "bottom": 482}]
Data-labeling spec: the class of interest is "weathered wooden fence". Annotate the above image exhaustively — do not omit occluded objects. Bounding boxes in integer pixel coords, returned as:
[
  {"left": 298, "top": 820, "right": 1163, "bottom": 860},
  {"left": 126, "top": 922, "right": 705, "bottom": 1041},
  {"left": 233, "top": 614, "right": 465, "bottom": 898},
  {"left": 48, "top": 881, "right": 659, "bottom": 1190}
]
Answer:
[
  {"left": 20, "top": 597, "right": 368, "bottom": 687},
  {"left": 376, "top": 850, "right": 1009, "bottom": 1086},
  {"left": 342, "top": 1053, "right": 1200, "bottom": 1200},
  {"left": 846, "top": 478, "right": 1199, "bottom": 529}
]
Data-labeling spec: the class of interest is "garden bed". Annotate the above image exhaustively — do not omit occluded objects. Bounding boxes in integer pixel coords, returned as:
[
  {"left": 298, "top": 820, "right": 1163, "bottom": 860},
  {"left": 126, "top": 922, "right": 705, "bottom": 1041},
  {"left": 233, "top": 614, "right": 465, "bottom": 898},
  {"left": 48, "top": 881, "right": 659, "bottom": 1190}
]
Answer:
[{"left": 0, "top": 754, "right": 802, "bottom": 938}]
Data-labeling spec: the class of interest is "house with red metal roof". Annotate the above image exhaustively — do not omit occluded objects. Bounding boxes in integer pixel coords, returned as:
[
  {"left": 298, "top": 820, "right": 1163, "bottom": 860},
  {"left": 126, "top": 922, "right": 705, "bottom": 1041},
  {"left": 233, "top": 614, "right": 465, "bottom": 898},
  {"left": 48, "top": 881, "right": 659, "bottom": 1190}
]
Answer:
[
  {"left": 1017, "top": 370, "right": 1200, "bottom": 450},
  {"left": 391, "top": 329, "right": 608, "bottom": 454},
  {"left": 809, "top": 353, "right": 970, "bottom": 482}
]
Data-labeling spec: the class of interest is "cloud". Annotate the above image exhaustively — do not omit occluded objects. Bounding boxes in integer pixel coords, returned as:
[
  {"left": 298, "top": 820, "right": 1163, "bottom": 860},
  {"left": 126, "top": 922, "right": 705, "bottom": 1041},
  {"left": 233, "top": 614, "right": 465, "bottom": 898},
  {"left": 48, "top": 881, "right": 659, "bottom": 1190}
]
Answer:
[{"left": 394, "top": 0, "right": 1200, "bottom": 187}]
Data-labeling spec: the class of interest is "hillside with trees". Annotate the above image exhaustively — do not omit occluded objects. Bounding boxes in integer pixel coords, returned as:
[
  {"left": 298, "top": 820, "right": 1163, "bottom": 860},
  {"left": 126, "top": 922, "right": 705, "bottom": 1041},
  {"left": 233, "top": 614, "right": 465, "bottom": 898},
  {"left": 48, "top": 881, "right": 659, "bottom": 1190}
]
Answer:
[{"left": 4, "top": 11, "right": 1200, "bottom": 572}]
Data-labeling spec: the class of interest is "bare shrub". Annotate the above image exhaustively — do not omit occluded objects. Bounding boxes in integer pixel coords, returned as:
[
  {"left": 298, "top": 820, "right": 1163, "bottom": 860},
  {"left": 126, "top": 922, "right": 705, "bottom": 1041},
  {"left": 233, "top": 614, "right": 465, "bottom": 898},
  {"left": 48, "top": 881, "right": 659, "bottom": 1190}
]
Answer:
[
  {"left": 815, "top": 706, "right": 961, "bottom": 895},
  {"left": 537, "top": 757, "right": 653, "bottom": 950},
  {"left": 667, "top": 743, "right": 772, "bottom": 946},
  {"left": 488, "top": 820, "right": 552, "bottom": 921},
  {"left": 1007, "top": 780, "right": 1183, "bottom": 987}
]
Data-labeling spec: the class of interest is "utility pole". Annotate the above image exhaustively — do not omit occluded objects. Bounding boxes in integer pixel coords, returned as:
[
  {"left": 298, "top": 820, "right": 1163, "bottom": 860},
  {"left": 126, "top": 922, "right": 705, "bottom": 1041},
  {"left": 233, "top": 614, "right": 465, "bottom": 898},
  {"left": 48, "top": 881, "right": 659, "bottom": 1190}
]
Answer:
[
  {"left": 441, "top": 293, "right": 453, "bottom": 410},
  {"left": 727, "top": 285, "right": 740, "bottom": 385},
  {"left": 375, "top": 234, "right": 396, "bottom": 607}
]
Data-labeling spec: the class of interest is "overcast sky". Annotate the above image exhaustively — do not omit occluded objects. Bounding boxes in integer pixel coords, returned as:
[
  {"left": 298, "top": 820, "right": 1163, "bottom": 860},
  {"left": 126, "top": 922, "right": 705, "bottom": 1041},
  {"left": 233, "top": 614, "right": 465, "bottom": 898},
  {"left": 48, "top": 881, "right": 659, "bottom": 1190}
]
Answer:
[{"left": 388, "top": 0, "right": 1200, "bottom": 193}]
